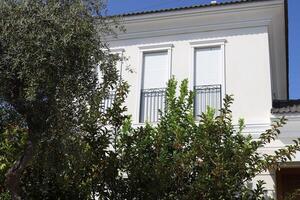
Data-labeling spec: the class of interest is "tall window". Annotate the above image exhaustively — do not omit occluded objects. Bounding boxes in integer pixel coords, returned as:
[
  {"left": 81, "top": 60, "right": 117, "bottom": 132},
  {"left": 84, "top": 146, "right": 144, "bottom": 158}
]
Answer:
[
  {"left": 139, "top": 51, "right": 168, "bottom": 123},
  {"left": 194, "top": 46, "right": 222, "bottom": 118},
  {"left": 99, "top": 50, "right": 124, "bottom": 113}
]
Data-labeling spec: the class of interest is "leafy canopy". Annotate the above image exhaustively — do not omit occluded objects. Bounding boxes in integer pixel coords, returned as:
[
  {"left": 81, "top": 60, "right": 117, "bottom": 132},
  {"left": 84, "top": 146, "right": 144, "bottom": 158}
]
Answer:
[
  {"left": 1, "top": 0, "right": 299, "bottom": 199},
  {"left": 114, "top": 78, "right": 300, "bottom": 200},
  {"left": 0, "top": 0, "right": 128, "bottom": 199}
]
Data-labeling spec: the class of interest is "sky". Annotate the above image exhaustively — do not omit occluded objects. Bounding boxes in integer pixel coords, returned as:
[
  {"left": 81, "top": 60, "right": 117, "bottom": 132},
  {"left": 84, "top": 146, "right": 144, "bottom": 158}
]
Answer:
[{"left": 107, "top": 0, "right": 300, "bottom": 99}]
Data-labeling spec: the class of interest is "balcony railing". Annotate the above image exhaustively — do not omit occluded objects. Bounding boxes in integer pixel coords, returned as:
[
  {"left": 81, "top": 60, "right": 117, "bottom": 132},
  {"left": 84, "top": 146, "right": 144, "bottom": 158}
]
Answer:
[
  {"left": 101, "top": 91, "right": 116, "bottom": 113},
  {"left": 194, "top": 84, "right": 222, "bottom": 118},
  {"left": 139, "top": 88, "right": 166, "bottom": 123}
]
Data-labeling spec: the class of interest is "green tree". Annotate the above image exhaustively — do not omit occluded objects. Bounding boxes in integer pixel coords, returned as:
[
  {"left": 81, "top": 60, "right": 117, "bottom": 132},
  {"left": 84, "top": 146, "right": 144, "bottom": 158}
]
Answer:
[
  {"left": 115, "top": 78, "right": 300, "bottom": 200},
  {"left": 0, "top": 103, "right": 27, "bottom": 199},
  {"left": 0, "top": 0, "right": 128, "bottom": 199}
]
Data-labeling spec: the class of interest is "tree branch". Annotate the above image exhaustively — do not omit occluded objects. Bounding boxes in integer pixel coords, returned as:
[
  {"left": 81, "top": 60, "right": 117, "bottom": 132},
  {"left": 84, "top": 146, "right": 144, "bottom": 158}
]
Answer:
[{"left": 5, "top": 140, "right": 34, "bottom": 200}]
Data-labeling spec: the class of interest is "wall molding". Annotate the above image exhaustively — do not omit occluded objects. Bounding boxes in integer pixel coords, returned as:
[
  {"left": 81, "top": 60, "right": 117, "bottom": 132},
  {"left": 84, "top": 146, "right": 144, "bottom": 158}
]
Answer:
[
  {"left": 110, "top": 48, "right": 125, "bottom": 53},
  {"left": 107, "top": 19, "right": 271, "bottom": 41},
  {"left": 138, "top": 43, "right": 174, "bottom": 51},
  {"left": 189, "top": 39, "right": 227, "bottom": 47}
]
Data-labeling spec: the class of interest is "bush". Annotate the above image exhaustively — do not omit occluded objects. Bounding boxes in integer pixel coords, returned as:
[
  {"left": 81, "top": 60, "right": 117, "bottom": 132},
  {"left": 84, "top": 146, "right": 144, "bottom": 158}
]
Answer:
[{"left": 114, "top": 78, "right": 300, "bottom": 200}]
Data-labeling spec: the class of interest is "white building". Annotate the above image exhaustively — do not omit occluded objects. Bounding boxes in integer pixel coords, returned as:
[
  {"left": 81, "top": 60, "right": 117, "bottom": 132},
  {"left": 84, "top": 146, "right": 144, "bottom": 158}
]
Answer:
[{"left": 106, "top": 0, "right": 300, "bottom": 199}]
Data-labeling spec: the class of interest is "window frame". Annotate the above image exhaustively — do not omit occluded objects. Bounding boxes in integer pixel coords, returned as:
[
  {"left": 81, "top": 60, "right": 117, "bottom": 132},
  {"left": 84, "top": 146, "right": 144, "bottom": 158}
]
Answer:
[
  {"left": 136, "top": 44, "right": 173, "bottom": 123},
  {"left": 110, "top": 48, "right": 125, "bottom": 80},
  {"left": 189, "top": 39, "right": 226, "bottom": 102},
  {"left": 99, "top": 48, "right": 125, "bottom": 112}
]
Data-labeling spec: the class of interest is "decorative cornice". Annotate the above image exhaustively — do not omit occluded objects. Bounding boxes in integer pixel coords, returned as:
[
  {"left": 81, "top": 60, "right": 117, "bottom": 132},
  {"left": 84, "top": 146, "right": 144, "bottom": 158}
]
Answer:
[
  {"left": 138, "top": 43, "right": 174, "bottom": 51},
  {"left": 189, "top": 39, "right": 227, "bottom": 47},
  {"left": 110, "top": 48, "right": 125, "bottom": 53},
  {"left": 107, "top": 19, "right": 271, "bottom": 42}
]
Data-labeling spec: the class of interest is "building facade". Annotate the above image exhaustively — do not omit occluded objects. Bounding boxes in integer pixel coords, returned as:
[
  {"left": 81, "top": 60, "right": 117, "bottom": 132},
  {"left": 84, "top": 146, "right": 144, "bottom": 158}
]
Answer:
[{"left": 105, "top": 0, "right": 300, "bottom": 198}]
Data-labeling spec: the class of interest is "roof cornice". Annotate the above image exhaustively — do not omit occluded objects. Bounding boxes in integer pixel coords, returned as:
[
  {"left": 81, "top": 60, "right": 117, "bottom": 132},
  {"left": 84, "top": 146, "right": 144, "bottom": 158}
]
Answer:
[{"left": 112, "top": 0, "right": 283, "bottom": 21}]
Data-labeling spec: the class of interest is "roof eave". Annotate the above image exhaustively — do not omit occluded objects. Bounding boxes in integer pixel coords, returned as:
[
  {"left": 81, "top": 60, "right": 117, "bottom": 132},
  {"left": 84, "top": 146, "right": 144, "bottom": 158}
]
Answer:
[{"left": 109, "top": 0, "right": 276, "bottom": 18}]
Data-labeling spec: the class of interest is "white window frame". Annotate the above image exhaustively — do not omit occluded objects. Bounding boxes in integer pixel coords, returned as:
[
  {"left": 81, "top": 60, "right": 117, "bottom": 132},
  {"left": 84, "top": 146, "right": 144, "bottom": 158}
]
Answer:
[
  {"left": 189, "top": 39, "right": 226, "bottom": 100},
  {"left": 98, "top": 48, "right": 125, "bottom": 113},
  {"left": 136, "top": 43, "right": 173, "bottom": 123},
  {"left": 110, "top": 48, "right": 125, "bottom": 80},
  {"left": 97, "top": 48, "right": 125, "bottom": 82}
]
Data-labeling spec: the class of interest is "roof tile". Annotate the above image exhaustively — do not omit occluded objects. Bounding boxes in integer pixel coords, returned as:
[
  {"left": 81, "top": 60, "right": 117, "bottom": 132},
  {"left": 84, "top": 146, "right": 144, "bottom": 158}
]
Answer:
[{"left": 113, "top": 0, "right": 270, "bottom": 17}]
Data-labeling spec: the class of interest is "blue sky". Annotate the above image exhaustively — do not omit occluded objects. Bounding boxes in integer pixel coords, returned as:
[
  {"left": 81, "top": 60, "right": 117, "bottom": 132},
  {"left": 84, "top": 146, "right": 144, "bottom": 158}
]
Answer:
[{"left": 107, "top": 0, "right": 300, "bottom": 99}]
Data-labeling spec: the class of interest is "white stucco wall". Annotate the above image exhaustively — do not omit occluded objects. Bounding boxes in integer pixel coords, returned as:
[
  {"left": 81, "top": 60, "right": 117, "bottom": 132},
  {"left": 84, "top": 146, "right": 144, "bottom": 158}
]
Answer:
[
  {"left": 112, "top": 27, "right": 273, "bottom": 125},
  {"left": 107, "top": 0, "right": 287, "bottom": 125}
]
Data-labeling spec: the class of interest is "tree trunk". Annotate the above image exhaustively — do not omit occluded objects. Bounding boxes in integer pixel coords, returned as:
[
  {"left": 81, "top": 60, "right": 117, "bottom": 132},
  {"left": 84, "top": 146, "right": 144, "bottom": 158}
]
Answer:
[{"left": 5, "top": 140, "right": 34, "bottom": 200}]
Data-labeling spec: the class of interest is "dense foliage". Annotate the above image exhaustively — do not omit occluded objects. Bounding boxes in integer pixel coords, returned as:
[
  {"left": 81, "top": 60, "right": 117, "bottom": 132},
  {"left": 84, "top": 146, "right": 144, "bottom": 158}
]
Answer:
[
  {"left": 1, "top": 0, "right": 300, "bottom": 199},
  {"left": 0, "top": 0, "right": 128, "bottom": 199},
  {"left": 0, "top": 104, "right": 27, "bottom": 199},
  {"left": 114, "top": 78, "right": 300, "bottom": 200}
]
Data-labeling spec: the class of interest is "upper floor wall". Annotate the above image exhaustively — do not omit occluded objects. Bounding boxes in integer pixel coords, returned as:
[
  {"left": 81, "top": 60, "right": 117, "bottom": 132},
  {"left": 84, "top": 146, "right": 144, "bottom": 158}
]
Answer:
[{"left": 105, "top": 0, "right": 288, "bottom": 125}]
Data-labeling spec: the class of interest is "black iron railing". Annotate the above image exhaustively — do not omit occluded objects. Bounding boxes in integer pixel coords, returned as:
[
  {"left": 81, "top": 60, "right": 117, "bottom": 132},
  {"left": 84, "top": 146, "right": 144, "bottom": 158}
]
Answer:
[
  {"left": 194, "top": 84, "right": 222, "bottom": 118},
  {"left": 101, "top": 91, "right": 116, "bottom": 113},
  {"left": 139, "top": 88, "right": 166, "bottom": 123}
]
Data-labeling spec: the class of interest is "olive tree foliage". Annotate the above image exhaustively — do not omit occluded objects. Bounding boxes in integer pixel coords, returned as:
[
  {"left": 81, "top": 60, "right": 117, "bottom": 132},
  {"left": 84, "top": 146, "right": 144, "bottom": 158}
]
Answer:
[
  {"left": 0, "top": 103, "right": 27, "bottom": 199},
  {"left": 0, "top": 0, "right": 128, "bottom": 199},
  {"left": 114, "top": 78, "right": 300, "bottom": 200}
]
